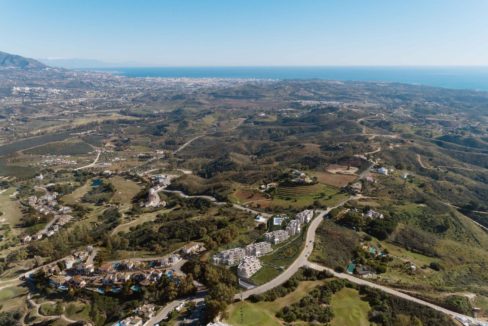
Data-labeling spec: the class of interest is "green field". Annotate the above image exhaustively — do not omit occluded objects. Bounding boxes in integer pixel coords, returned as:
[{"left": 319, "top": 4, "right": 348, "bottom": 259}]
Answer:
[
  {"left": 109, "top": 176, "right": 142, "bottom": 211},
  {"left": 112, "top": 209, "right": 172, "bottom": 235},
  {"left": 61, "top": 180, "right": 91, "bottom": 205},
  {"left": 0, "top": 285, "right": 28, "bottom": 312},
  {"left": 63, "top": 301, "right": 91, "bottom": 321},
  {"left": 24, "top": 139, "right": 93, "bottom": 155},
  {"left": 226, "top": 281, "right": 322, "bottom": 326},
  {"left": 330, "top": 288, "right": 370, "bottom": 326},
  {"left": 226, "top": 301, "right": 280, "bottom": 326}
]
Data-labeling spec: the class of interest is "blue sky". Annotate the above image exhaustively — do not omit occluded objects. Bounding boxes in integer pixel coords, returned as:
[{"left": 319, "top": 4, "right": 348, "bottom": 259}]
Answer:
[{"left": 1, "top": 0, "right": 487, "bottom": 66}]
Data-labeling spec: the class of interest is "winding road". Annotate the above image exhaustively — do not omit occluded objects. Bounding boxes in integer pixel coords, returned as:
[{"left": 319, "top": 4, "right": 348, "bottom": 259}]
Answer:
[{"left": 74, "top": 149, "right": 101, "bottom": 171}]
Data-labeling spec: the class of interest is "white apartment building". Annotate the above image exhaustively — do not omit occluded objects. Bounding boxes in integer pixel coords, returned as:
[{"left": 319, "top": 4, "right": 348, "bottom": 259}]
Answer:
[
  {"left": 296, "top": 209, "right": 314, "bottom": 224},
  {"left": 286, "top": 219, "right": 301, "bottom": 236},
  {"left": 264, "top": 230, "right": 290, "bottom": 244},
  {"left": 237, "top": 256, "right": 263, "bottom": 279},
  {"left": 212, "top": 247, "right": 246, "bottom": 266},
  {"left": 245, "top": 242, "right": 272, "bottom": 257}
]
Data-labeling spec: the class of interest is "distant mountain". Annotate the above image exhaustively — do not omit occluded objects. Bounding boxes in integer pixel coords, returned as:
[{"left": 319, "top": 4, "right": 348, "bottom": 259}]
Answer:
[{"left": 0, "top": 51, "right": 47, "bottom": 69}]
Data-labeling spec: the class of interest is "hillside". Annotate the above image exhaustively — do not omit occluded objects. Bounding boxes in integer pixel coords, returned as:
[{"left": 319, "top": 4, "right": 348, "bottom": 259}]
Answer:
[{"left": 0, "top": 50, "right": 46, "bottom": 69}]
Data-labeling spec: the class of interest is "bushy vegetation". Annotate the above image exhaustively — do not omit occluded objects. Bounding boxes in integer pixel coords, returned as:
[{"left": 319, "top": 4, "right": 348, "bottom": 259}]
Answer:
[
  {"left": 360, "top": 286, "right": 456, "bottom": 326},
  {"left": 81, "top": 180, "right": 115, "bottom": 205},
  {"left": 276, "top": 279, "right": 347, "bottom": 323},
  {"left": 443, "top": 295, "right": 473, "bottom": 316},
  {"left": 0, "top": 311, "right": 21, "bottom": 326},
  {"left": 311, "top": 220, "right": 360, "bottom": 269}
]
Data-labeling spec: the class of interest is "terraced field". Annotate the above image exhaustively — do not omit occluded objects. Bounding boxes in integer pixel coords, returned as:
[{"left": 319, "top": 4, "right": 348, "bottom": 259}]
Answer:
[{"left": 269, "top": 183, "right": 348, "bottom": 209}]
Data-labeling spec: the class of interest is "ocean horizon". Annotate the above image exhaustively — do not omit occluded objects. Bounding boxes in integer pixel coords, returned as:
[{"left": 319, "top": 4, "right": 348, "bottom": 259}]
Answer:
[{"left": 87, "top": 66, "right": 488, "bottom": 92}]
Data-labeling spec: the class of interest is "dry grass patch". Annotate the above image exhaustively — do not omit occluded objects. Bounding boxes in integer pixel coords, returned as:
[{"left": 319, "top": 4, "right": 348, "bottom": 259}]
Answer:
[
  {"left": 326, "top": 164, "right": 359, "bottom": 175},
  {"left": 313, "top": 171, "right": 357, "bottom": 187}
]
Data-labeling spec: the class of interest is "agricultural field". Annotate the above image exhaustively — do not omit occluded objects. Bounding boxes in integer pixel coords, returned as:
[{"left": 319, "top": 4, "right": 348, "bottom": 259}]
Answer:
[
  {"left": 231, "top": 183, "right": 350, "bottom": 211},
  {"left": 23, "top": 138, "right": 93, "bottom": 156},
  {"left": 271, "top": 183, "right": 349, "bottom": 209}
]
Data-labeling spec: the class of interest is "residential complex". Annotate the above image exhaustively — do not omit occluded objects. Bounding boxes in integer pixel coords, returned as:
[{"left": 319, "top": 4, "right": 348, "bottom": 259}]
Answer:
[
  {"left": 264, "top": 230, "right": 290, "bottom": 244},
  {"left": 212, "top": 247, "right": 246, "bottom": 266},
  {"left": 237, "top": 256, "right": 263, "bottom": 279},
  {"left": 286, "top": 219, "right": 301, "bottom": 236},
  {"left": 245, "top": 241, "right": 272, "bottom": 257},
  {"left": 296, "top": 209, "right": 314, "bottom": 224}
]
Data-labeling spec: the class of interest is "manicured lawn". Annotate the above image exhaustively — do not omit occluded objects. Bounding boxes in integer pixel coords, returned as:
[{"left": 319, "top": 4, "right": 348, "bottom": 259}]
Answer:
[
  {"left": 111, "top": 209, "right": 172, "bottom": 235},
  {"left": 0, "top": 285, "right": 28, "bottom": 312},
  {"left": 330, "top": 288, "right": 370, "bottom": 326},
  {"left": 227, "top": 301, "right": 281, "bottom": 326},
  {"left": 249, "top": 265, "right": 281, "bottom": 285},
  {"left": 0, "top": 286, "right": 26, "bottom": 301},
  {"left": 61, "top": 180, "right": 91, "bottom": 205}
]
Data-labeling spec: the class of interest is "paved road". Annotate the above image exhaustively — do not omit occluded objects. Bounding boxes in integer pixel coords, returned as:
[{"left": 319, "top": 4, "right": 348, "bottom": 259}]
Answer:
[
  {"left": 144, "top": 291, "right": 207, "bottom": 326},
  {"left": 74, "top": 149, "right": 101, "bottom": 170},
  {"left": 161, "top": 189, "right": 220, "bottom": 203},
  {"left": 161, "top": 189, "right": 272, "bottom": 218},
  {"left": 236, "top": 198, "right": 351, "bottom": 300}
]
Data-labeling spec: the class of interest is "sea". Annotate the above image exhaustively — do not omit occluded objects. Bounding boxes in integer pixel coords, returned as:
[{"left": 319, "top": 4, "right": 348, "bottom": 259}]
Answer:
[{"left": 91, "top": 66, "right": 488, "bottom": 92}]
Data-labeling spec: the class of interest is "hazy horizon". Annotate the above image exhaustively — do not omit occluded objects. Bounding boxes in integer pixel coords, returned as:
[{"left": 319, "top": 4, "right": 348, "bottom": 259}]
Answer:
[{"left": 2, "top": 0, "right": 488, "bottom": 67}]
